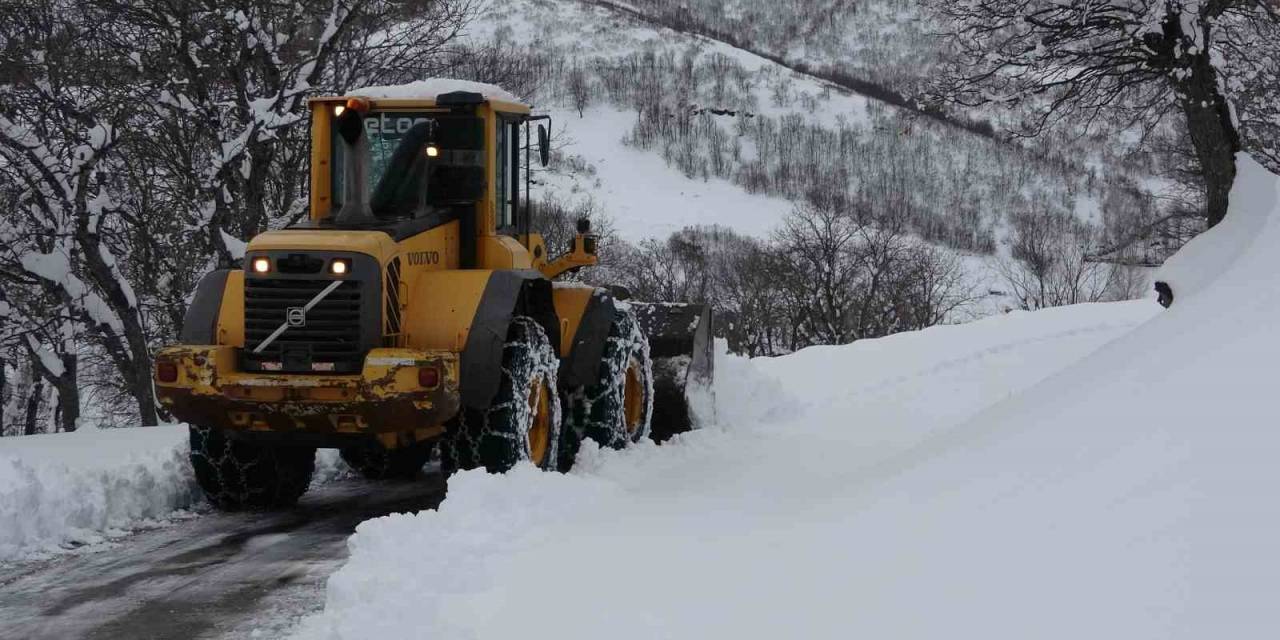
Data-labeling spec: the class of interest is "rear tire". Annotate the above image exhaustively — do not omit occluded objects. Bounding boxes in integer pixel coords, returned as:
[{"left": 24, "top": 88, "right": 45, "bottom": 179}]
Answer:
[
  {"left": 339, "top": 439, "right": 433, "bottom": 480},
  {"left": 441, "top": 317, "right": 561, "bottom": 474},
  {"left": 189, "top": 425, "right": 315, "bottom": 510},
  {"left": 559, "top": 304, "right": 653, "bottom": 471}
]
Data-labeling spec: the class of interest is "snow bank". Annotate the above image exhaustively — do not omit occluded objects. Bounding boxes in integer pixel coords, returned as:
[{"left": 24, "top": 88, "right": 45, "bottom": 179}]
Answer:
[
  {"left": 0, "top": 425, "right": 198, "bottom": 561},
  {"left": 0, "top": 427, "right": 353, "bottom": 563},
  {"left": 350, "top": 78, "right": 524, "bottom": 105},
  {"left": 1156, "top": 155, "right": 1280, "bottom": 303},
  {"left": 295, "top": 293, "right": 1162, "bottom": 637}
]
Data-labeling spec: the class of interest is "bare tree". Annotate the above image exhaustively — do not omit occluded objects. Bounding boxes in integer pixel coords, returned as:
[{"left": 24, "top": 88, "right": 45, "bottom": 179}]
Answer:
[
  {"left": 102, "top": 0, "right": 474, "bottom": 268},
  {"left": 0, "top": 0, "right": 158, "bottom": 425},
  {"left": 567, "top": 60, "right": 591, "bottom": 117},
  {"left": 774, "top": 204, "right": 865, "bottom": 345},
  {"left": 998, "top": 211, "right": 1144, "bottom": 310},
  {"left": 0, "top": 0, "right": 478, "bottom": 431},
  {"left": 774, "top": 204, "right": 976, "bottom": 348},
  {"left": 931, "top": 0, "right": 1279, "bottom": 227}
]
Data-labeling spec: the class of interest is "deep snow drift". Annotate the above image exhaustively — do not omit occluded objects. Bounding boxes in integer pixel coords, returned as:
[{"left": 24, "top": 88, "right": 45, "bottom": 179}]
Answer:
[
  {"left": 293, "top": 282, "right": 1185, "bottom": 633},
  {"left": 298, "top": 157, "right": 1277, "bottom": 639}
]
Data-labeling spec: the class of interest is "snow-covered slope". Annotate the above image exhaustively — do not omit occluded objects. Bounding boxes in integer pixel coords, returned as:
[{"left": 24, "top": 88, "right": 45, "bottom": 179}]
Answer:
[
  {"left": 297, "top": 156, "right": 1276, "bottom": 639},
  {"left": 472, "top": 0, "right": 1163, "bottom": 251},
  {"left": 533, "top": 106, "right": 795, "bottom": 241},
  {"left": 456, "top": 0, "right": 1166, "bottom": 320}
]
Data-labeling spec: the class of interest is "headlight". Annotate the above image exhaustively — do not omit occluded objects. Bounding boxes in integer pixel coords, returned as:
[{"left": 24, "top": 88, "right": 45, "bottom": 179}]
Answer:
[
  {"left": 330, "top": 259, "right": 350, "bottom": 275},
  {"left": 252, "top": 257, "right": 271, "bottom": 274}
]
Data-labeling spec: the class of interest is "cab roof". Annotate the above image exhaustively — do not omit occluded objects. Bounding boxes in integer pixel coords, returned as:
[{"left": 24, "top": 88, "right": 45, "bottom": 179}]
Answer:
[{"left": 309, "top": 78, "right": 531, "bottom": 114}]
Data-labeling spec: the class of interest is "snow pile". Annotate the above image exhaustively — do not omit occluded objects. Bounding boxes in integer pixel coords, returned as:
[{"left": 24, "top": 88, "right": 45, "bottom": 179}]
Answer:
[
  {"left": 350, "top": 78, "right": 525, "bottom": 105},
  {"left": 0, "top": 427, "right": 356, "bottom": 562},
  {"left": 1155, "top": 157, "right": 1278, "bottom": 302},
  {"left": 312, "top": 448, "right": 356, "bottom": 485},
  {"left": 0, "top": 425, "right": 199, "bottom": 561},
  {"left": 295, "top": 281, "right": 1169, "bottom": 634}
]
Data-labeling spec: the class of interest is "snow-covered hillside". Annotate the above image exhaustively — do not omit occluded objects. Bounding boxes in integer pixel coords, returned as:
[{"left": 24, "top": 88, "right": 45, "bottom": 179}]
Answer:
[
  {"left": 471, "top": 0, "right": 1168, "bottom": 249},
  {"left": 294, "top": 156, "right": 1276, "bottom": 638},
  {"left": 456, "top": 0, "right": 1166, "bottom": 322}
]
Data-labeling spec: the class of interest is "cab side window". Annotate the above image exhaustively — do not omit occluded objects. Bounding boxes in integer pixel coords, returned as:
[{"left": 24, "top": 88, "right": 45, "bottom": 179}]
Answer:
[{"left": 496, "top": 120, "right": 517, "bottom": 230}]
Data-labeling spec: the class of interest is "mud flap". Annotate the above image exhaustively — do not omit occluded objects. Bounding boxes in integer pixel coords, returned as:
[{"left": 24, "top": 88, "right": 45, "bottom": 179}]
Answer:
[{"left": 631, "top": 302, "right": 714, "bottom": 442}]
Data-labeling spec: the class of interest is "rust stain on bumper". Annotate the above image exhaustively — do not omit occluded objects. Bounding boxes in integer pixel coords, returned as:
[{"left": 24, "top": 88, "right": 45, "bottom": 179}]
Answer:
[{"left": 155, "top": 346, "right": 460, "bottom": 439}]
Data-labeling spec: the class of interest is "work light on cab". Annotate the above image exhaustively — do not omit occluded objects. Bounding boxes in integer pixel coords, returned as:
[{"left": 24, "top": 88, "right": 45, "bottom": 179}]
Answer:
[{"left": 345, "top": 97, "right": 370, "bottom": 114}]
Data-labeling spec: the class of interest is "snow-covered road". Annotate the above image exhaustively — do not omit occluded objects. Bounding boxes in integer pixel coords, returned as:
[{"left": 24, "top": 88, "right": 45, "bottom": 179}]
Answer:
[
  {"left": 0, "top": 300, "right": 1158, "bottom": 640},
  {"left": 0, "top": 476, "right": 446, "bottom": 640},
  {"left": 294, "top": 301, "right": 1162, "bottom": 639}
]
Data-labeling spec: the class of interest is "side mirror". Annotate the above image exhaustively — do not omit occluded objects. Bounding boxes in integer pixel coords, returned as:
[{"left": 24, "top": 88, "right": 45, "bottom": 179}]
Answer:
[{"left": 538, "top": 124, "right": 550, "bottom": 167}]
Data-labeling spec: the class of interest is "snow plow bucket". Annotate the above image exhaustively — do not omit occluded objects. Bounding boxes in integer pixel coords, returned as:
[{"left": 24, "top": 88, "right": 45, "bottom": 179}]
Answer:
[{"left": 632, "top": 302, "right": 714, "bottom": 441}]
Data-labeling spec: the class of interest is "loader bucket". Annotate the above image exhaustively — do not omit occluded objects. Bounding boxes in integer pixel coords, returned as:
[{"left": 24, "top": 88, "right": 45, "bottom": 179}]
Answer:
[{"left": 631, "top": 302, "right": 714, "bottom": 441}]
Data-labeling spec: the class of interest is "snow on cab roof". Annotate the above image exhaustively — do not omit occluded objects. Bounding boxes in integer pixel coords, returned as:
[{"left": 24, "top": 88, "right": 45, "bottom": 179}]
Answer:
[{"left": 349, "top": 78, "right": 526, "bottom": 106}]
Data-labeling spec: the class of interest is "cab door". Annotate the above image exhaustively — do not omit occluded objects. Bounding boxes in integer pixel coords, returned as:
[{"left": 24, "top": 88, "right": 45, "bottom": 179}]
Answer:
[{"left": 495, "top": 116, "right": 521, "bottom": 236}]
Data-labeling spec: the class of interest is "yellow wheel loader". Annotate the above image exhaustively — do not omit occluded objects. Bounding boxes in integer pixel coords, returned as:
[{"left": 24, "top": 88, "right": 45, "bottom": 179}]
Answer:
[{"left": 153, "top": 82, "right": 713, "bottom": 510}]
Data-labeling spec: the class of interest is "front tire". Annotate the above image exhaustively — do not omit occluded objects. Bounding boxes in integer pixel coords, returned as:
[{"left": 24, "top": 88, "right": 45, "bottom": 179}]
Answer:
[
  {"left": 441, "top": 317, "right": 562, "bottom": 474},
  {"left": 559, "top": 304, "right": 653, "bottom": 471},
  {"left": 189, "top": 425, "right": 316, "bottom": 510}
]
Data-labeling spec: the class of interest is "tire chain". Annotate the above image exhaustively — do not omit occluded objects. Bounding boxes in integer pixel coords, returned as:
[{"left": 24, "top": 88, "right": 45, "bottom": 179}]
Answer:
[
  {"left": 189, "top": 424, "right": 314, "bottom": 509},
  {"left": 561, "top": 304, "right": 654, "bottom": 467},
  {"left": 441, "top": 317, "right": 561, "bottom": 474}
]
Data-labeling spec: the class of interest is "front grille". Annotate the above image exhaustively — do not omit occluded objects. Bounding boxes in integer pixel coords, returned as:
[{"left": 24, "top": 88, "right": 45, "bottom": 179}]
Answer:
[{"left": 243, "top": 277, "right": 364, "bottom": 374}]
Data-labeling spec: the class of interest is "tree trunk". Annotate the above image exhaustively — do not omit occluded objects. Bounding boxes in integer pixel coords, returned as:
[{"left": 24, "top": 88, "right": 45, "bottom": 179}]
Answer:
[
  {"left": 23, "top": 360, "right": 43, "bottom": 436},
  {"left": 23, "top": 336, "right": 82, "bottom": 433},
  {"left": 129, "top": 365, "right": 158, "bottom": 427},
  {"left": 54, "top": 354, "right": 80, "bottom": 433},
  {"left": 1176, "top": 50, "right": 1241, "bottom": 228},
  {"left": 74, "top": 208, "right": 159, "bottom": 426}
]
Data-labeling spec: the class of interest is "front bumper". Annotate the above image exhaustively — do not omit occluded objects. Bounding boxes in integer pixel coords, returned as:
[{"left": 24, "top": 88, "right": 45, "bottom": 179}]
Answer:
[{"left": 155, "top": 346, "right": 460, "bottom": 442}]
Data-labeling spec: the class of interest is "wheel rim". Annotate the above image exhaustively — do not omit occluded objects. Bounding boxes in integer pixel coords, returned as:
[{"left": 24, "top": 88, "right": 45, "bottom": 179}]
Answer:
[
  {"left": 527, "top": 376, "right": 551, "bottom": 465},
  {"left": 623, "top": 357, "right": 644, "bottom": 436}
]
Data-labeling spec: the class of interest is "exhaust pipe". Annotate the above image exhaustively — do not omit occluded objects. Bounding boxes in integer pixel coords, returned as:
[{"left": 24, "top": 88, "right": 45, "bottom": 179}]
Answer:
[{"left": 334, "top": 108, "right": 375, "bottom": 224}]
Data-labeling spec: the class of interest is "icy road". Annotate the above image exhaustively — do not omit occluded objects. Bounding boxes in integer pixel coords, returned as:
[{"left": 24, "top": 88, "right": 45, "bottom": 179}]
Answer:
[{"left": 0, "top": 476, "right": 446, "bottom": 639}]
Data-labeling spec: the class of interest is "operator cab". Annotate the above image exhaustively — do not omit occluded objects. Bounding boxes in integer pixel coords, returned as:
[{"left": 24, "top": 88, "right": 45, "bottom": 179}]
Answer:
[{"left": 296, "top": 86, "right": 547, "bottom": 253}]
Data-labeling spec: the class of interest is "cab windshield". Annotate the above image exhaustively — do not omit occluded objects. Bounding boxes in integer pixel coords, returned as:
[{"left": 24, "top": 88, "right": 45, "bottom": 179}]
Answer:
[{"left": 331, "top": 111, "right": 485, "bottom": 218}]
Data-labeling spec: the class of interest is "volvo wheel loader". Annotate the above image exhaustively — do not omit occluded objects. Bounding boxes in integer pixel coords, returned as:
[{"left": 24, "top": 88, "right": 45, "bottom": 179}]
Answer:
[{"left": 153, "top": 81, "right": 714, "bottom": 510}]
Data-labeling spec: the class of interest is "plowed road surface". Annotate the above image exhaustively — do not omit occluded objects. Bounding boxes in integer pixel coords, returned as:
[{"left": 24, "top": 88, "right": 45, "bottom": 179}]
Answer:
[{"left": 0, "top": 476, "right": 446, "bottom": 639}]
